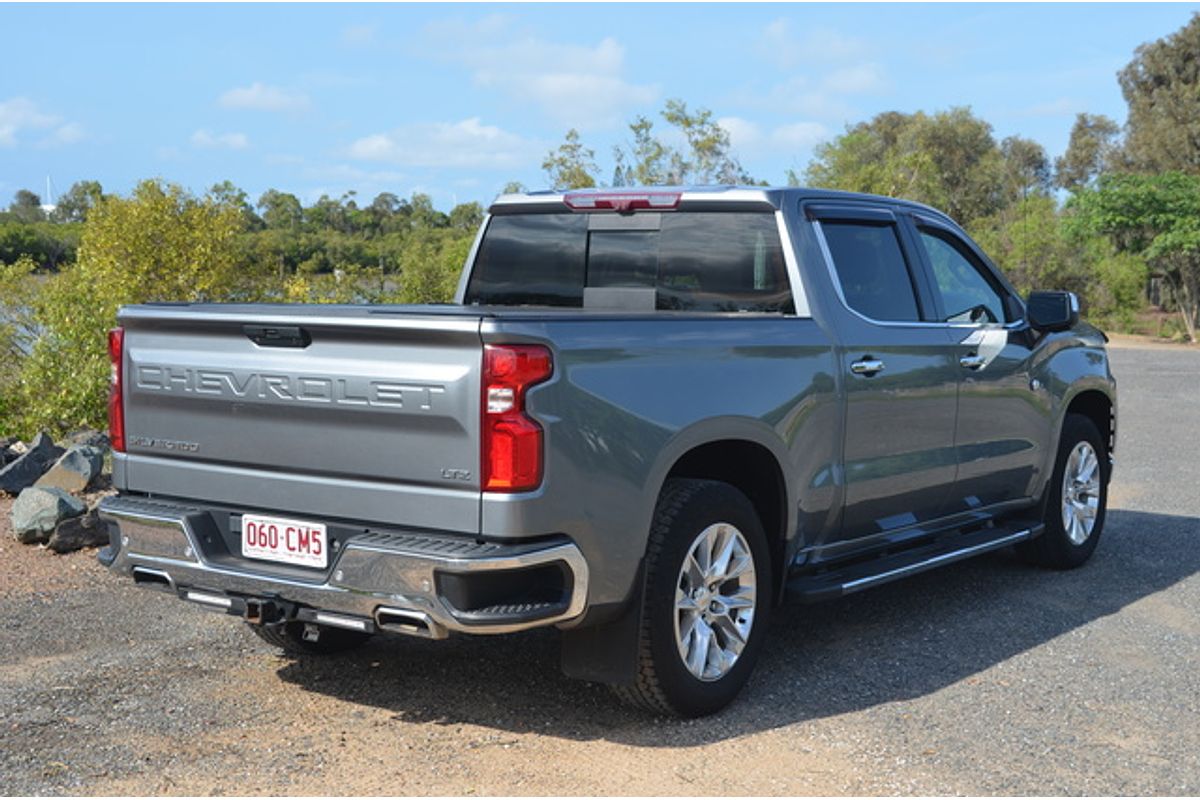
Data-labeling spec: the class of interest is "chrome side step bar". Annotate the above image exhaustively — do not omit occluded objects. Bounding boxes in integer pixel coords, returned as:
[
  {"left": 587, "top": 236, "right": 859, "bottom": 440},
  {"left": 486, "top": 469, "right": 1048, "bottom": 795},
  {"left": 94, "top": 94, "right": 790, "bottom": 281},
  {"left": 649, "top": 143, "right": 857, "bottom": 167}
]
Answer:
[{"left": 788, "top": 523, "right": 1042, "bottom": 602}]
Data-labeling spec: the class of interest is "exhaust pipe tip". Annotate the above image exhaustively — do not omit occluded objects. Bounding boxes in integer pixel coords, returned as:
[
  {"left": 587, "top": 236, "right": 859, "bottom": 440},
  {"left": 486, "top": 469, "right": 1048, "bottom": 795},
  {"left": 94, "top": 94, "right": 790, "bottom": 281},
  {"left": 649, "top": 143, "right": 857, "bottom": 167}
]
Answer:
[
  {"left": 375, "top": 607, "right": 448, "bottom": 640},
  {"left": 132, "top": 566, "right": 174, "bottom": 591}
]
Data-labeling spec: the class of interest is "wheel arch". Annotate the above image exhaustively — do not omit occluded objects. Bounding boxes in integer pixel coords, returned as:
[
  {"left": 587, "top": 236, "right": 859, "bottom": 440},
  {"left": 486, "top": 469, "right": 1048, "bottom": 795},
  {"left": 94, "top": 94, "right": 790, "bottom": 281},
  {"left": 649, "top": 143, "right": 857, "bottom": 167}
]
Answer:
[
  {"left": 1064, "top": 389, "right": 1115, "bottom": 469},
  {"left": 649, "top": 421, "right": 794, "bottom": 604}
]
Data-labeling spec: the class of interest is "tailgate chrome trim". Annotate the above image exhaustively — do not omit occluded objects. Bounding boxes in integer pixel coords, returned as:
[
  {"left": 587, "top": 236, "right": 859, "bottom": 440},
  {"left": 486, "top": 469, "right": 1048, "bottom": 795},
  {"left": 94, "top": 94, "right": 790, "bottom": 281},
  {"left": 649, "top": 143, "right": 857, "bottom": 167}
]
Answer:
[{"left": 99, "top": 495, "right": 589, "bottom": 636}]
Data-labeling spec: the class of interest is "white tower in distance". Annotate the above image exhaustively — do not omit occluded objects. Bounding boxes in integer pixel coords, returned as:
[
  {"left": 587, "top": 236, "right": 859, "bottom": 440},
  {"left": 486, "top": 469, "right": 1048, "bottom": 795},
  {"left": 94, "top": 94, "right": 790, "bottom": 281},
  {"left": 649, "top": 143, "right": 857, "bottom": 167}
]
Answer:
[{"left": 40, "top": 175, "right": 57, "bottom": 216}]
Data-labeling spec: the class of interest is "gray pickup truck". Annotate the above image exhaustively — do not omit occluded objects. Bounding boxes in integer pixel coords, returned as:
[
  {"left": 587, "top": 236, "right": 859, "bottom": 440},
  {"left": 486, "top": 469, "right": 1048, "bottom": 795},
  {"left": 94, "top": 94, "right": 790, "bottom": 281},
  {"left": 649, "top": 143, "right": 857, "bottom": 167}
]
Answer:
[{"left": 99, "top": 186, "right": 1116, "bottom": 716}]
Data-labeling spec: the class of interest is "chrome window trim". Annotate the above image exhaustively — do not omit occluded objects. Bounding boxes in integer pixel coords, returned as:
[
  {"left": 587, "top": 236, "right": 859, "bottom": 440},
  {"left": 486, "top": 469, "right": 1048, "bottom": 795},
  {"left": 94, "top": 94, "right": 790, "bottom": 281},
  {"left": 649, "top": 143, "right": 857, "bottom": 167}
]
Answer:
[
  {"left": 453, "top": 212, "right": 491, "bottom": 305},
  {"left": 459, "top": 205, "right": 804, "bottom": 318},
  {"left": 811, "top": 218, "right": 1023, "bottom": 332},
  {"left": 776, "top": 209, "right": 811, "bottom": 318}
]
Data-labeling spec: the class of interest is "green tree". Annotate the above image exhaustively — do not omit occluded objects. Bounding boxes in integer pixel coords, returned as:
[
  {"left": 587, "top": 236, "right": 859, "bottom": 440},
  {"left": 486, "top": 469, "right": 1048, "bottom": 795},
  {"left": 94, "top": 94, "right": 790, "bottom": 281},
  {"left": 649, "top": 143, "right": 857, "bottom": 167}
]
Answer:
[
  {"left": 408, "top": 193, "right": 448, "bottom": 229},
  {"left": 1070, "top": 172, "right": 1200, "bottom": 341},
  {"left": 2, "top": 180, "right": 249, "bottom": 435},
  {"left": 449, "top": 202, "right": 484, "bottom": 232},
  {"left": 365, "top": 192, "right": 403, "bottom": 234},
  {"left": 1118, "top": 13, "right": 1200, "bottom": 174},
  {"left": 542, "top": 129, "right": 598, "bottom": 190},
  {"left": 209, "top": 180, "right": 262, "bottom": 230},
  {"left": 613, "top": 116, "right": 668, "bottom": 186},
  {"left": 51, "top": 180, "right": 105, "bottom": 223},
  {"left": 396, "top": 231, "right": 467, "bottom": 304},
  {"left": 9, "top": 189, "right": 45, "bottom": 223},
  {"left": 661, "top": 99, "right": 752, "bottom": 184},
  {"left": 999, "top": 136, "right": 1051, "bottom": 200},
  {"left": 1054, "top": 113, "right": 1122, "bottom": 191},
  {"left": 0, "top": 221, "right": 80, "bottom": 269},
  {"left": 257, "top": 189, "right": 303, "bottom": 230},
  {"left": 0, "top": 256, "right": 39, "bottom": 427},
  {"left": 612, "top": 102, "right": 756, "bottom": 186},
  {"left": 966, "top": 195, "right": 1148, "bottom": 328},
  {"left": 306, "top": 194, "right": 352, "bottom": 233},
  {"left": 802, "top": 107, "right": 1008, "bottom": 225}
]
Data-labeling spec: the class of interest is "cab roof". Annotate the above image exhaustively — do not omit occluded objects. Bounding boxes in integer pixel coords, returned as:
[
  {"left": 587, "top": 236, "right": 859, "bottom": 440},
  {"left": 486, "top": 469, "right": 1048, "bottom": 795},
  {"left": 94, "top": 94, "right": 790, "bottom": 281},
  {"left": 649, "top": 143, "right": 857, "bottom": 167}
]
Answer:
[{"left": 489, "top": 185, "right": 958, "bottom": 227}]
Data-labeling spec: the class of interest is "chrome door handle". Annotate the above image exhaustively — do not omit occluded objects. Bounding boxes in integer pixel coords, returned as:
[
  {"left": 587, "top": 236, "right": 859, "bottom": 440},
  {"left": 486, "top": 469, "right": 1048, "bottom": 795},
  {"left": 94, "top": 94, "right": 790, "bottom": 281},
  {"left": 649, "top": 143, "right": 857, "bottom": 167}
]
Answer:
[
  {"left": 960, "top": 353, "right": 986, "bottom": 370},
  {"left": 850, "top": 358, "right": 885, "bottom": 376}
]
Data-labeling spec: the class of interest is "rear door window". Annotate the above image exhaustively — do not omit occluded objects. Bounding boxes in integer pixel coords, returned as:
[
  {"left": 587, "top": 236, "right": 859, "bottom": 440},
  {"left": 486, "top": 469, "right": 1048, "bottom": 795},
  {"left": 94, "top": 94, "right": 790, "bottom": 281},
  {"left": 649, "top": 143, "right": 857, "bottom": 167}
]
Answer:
[
  {"left": 820, "top": 221, "right": 922, "bottom": 322},
  {"left": 465, "top": 212, "right": 794, "bottom": 313}
]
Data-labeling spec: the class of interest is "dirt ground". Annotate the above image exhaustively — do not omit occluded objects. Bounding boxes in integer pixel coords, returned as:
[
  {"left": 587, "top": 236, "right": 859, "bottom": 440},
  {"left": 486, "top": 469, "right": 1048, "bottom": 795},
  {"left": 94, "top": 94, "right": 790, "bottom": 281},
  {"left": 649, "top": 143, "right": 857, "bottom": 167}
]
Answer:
[{"left": 1, "top": 343, "right": 1197, "bottom": 795}]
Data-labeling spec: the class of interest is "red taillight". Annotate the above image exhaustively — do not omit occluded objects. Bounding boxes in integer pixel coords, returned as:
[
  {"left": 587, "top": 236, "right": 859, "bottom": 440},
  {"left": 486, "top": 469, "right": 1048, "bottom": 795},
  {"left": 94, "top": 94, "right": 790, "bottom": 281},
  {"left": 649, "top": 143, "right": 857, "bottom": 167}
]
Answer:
[
  {"left": 482, "top": 344, "right": 552, "bottom": 492},
  {"left": 563, "top": 191, "right": 681, "bottom": 212},
  {"left": 108, "top": 327, "right": 125, "bottom": 453}
]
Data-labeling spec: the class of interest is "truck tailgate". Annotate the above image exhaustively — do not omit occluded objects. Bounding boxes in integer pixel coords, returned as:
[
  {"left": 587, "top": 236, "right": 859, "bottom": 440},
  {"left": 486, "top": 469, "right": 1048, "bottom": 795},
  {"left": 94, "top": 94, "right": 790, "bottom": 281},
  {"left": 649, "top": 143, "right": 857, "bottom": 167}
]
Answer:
[{"left": 117, "top": 305, "right": 484, "bottom": 534}]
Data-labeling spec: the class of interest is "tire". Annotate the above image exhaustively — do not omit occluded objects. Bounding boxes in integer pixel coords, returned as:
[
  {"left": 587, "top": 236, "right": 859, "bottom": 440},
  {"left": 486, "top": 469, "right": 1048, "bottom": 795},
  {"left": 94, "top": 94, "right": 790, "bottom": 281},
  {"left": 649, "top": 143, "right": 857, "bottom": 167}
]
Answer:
[
  {"left": 612, "top": 478, "right": 772, "bottom": 717},
  {"left": 248, "top": 620, "right": 373, "bottom": 655},
  {"left": 1018, "top": 413, "right": 1108, "bottom": 569}
]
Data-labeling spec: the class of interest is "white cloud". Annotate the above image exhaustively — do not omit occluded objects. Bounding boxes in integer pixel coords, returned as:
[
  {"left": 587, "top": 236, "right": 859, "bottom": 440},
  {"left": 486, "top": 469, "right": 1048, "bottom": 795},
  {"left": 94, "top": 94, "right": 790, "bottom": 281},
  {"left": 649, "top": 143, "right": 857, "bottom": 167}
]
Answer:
[
  {"left": 718, "top": 116, "right": 763, "bottom": 150},
  {"left": 50, "top": 122, "right": 85, "bottom": 145},
  {"left": 191, "top": 129, "right": 249, "bottom": 149},
  {"left": 745, "top": 76, "right": 858, "bottom": 121},
  {"left": 743, "top": 20, "right": 888, "bottom": 125},
  {"left": 346, "top": 117, "right": 539, "bottom": 169},
  {"left": 770, "top": 121, "right": 830, "bottom": 150},
  {"left": 417, "top": 18, "right": 656, "bottom": 129},
  {"left": 218, "top": 82, "right": 310, "bottom": 112},
  {"left": 0, "top": 97, "right": 83, "bottom": 147},
  {"left": 719, "top": 116, "right": 829, "bottom": 156}
]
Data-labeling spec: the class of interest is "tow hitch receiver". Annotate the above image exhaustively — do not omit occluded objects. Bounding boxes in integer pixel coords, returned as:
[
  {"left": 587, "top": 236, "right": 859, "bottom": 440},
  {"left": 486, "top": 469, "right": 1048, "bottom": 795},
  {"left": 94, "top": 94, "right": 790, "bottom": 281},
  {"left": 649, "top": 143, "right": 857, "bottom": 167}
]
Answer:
[{"left": 244, "top": 598, "right": 284, "bottom": 625}]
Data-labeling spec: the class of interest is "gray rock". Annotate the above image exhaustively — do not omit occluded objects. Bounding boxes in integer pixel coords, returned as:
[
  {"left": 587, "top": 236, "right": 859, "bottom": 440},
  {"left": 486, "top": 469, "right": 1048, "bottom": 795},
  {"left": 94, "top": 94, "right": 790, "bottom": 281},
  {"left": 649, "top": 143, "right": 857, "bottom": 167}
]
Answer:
[
  {"left": 0, "top": 433, "right": 65, "bottom": 495},
  {"left": 11, "top": 487, "right": 86, "bottom": 544},
  {"left": 35, "top": 445, "right": 105, "bottom": 493},
  {"left": 66, "top": 429, "right": 110, "bottom": 450},
  {"left": 47, "top": 507, "right": 109, "bottom": 553}
]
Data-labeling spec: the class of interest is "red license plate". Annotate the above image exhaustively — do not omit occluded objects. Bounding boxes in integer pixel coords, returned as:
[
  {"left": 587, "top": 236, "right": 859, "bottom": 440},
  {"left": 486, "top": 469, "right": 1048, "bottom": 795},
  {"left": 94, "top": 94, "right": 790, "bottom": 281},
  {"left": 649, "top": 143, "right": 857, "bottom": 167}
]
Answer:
[{"left": 241, "top": 513, "right": 328, "bottom": 568}]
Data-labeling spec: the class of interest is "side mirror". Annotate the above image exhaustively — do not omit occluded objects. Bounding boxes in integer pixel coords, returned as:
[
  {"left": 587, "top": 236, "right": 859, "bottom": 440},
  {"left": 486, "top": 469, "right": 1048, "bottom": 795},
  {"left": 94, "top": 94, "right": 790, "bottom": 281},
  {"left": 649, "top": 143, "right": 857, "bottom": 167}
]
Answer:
[{"left": 1026, "top": 291, "right": 1079, "bottom": 332}]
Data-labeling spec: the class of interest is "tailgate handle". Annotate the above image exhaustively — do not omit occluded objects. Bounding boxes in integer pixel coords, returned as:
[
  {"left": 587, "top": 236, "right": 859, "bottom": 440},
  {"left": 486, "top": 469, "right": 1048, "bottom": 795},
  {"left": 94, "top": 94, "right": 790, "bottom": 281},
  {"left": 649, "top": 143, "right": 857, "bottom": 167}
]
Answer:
[{"left": 244, "top": 324, "right": 311, "bottom": 348}]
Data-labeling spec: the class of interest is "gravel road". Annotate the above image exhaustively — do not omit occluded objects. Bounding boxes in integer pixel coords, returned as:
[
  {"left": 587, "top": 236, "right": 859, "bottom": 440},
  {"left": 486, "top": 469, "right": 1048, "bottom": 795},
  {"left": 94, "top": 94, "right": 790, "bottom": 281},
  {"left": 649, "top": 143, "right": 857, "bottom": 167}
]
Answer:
[{"left": 1, "top": 342, "right": 1197, "bottom": 795}]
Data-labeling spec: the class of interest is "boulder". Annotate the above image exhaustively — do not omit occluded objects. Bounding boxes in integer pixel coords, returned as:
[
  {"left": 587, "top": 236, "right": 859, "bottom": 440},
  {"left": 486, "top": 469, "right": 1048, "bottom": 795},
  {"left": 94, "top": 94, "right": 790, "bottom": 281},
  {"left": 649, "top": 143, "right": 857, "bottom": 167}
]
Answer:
[
  {"left": 67, "top": 429, "right": 110, "bottom": 450},
  {"left": 47, "top": 507, "right": 109, "bottom": 553},
  {"left": 10, "top": 486, "right": 86, "bottom": 545},
  {"left": 0, "top": 433, "right": 65, "bottom": 495},
  {"left": 35, "top": 445, "right": 105, "bottom": 493}
]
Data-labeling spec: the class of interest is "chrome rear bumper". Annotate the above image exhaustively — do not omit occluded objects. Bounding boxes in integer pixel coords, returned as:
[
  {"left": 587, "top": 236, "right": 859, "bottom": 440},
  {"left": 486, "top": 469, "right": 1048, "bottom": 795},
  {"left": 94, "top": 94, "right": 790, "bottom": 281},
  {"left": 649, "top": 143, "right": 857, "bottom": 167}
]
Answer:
[{"left": 98, "top": 495, "right": 589, "bottom": 638}]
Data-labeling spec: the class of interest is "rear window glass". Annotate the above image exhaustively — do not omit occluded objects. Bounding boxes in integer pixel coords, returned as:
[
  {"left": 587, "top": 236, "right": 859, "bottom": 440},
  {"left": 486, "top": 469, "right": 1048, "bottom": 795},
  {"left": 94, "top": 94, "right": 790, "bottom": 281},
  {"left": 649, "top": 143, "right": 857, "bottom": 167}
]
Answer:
[
  {"left": 821, "top": 221, "right": 921, "bottom": 322},
  {"left": 465, "top": 212, "right": 794, "bottom": 313}
]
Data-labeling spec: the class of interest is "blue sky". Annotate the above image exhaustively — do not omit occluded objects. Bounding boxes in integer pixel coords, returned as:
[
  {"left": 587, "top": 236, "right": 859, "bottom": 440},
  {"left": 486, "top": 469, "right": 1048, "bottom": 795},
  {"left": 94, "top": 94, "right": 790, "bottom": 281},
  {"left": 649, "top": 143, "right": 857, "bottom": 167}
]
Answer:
[{"left": 1, "top": 3, "right": 1197, "bottom": 211}]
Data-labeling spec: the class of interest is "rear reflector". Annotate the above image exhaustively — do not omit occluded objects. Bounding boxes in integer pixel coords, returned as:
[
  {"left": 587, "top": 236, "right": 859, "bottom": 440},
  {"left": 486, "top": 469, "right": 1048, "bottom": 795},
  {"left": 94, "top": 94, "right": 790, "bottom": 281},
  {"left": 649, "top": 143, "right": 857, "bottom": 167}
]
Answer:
[
  {"left": 108, "top": 327, "right": 125, "bottom": 453},
  {"left": 482, "top": 344, "right": 553, "bottom": 492},
  {"left": 563, "top": 191, "right": 681, "bottom": 212}
]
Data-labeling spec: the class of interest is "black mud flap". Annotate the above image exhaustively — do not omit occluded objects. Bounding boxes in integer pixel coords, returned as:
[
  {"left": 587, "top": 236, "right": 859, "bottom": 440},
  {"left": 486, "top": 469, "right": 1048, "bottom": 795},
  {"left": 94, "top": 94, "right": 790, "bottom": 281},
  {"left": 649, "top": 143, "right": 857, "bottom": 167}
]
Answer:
[{"left": 560, "top": 561, "right": 645, "bottom": 685}]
